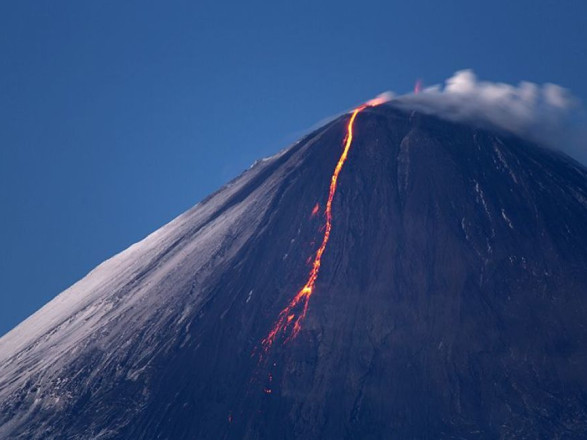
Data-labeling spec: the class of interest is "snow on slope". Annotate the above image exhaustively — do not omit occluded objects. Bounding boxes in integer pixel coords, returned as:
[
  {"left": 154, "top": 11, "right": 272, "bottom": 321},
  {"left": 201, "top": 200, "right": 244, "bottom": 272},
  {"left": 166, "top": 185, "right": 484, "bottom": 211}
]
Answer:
[{"left": 0, "top": 139, "right": 301, "bottom": 423}]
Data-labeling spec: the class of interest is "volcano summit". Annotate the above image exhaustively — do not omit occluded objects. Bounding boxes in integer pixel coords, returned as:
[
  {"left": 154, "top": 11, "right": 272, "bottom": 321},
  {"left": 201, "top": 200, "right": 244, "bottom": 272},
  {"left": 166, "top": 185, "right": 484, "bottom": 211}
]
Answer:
[{"left": 1, "top": 99, "right": 587, "bottom": 439}]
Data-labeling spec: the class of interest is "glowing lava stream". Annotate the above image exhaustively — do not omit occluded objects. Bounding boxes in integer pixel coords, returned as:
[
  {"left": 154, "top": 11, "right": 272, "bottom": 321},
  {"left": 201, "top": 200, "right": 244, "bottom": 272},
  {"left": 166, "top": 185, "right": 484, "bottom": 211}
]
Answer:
[{"left": 261, "top": 99, "right": 384, "bottom": 354}]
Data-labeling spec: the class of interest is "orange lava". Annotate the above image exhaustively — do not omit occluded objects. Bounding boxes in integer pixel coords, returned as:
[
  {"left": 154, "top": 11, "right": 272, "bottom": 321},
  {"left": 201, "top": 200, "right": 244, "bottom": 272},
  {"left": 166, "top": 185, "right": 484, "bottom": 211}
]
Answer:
[
  {"left": 261, "top": 101, "right": 379, "bottom": 353},
  {"left": 310, "top": 203, "right": 320, "bottom": 218}
]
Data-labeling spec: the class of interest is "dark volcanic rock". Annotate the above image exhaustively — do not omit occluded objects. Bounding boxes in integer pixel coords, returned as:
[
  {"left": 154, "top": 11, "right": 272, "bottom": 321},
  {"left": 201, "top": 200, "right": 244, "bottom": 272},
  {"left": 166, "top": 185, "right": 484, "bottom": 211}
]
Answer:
[{"left": 1, "top": 105, "right": 587, "bottom": 439}]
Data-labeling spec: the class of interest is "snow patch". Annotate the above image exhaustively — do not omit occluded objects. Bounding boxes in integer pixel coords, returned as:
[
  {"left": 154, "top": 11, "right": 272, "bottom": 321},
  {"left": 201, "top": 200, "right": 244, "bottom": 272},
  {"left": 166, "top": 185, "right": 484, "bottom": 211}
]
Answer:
[{"left": 501, "top": 209, "right": 514, "bottom": 229}]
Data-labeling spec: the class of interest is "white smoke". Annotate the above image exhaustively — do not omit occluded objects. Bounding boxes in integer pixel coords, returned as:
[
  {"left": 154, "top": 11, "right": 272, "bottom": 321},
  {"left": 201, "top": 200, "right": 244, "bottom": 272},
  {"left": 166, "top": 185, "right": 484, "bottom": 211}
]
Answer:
[{"left": 389, "top": 70, "right": 587, "bottom": 165}]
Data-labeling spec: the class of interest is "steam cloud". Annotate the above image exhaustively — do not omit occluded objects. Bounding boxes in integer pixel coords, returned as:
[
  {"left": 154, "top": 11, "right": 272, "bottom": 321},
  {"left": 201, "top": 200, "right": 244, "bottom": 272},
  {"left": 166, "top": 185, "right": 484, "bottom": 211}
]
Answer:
[{"left": 390, "top": 70, "right": 587, "bottom": 165}]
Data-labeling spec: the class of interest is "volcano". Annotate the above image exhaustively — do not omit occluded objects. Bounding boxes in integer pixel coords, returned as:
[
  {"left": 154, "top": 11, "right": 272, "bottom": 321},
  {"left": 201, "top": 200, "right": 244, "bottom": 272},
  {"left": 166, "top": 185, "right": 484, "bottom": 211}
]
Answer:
[{"left": 1, "top": 102, "right": 587, "bottom": 439}]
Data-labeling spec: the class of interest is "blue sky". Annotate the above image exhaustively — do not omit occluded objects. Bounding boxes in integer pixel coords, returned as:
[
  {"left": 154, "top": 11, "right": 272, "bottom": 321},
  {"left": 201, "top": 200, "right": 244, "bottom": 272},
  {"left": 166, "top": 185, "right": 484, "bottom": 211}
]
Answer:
[{"left": 1, "top": 0, "right": 586, "bottom": 336}]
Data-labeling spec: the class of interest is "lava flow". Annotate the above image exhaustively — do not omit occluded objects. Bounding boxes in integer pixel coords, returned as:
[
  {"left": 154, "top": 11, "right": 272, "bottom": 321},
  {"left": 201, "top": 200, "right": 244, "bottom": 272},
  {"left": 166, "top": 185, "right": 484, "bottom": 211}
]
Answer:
[{"left": 261, "top": 100, "right": 381, "bottom": 354}]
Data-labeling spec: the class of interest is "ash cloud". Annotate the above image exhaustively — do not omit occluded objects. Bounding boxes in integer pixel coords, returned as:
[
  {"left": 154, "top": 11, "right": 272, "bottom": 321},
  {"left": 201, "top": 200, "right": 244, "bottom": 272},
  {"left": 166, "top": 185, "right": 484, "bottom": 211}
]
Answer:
[{"left": 390, "top": 70, "right": 587, "bottom": 165}]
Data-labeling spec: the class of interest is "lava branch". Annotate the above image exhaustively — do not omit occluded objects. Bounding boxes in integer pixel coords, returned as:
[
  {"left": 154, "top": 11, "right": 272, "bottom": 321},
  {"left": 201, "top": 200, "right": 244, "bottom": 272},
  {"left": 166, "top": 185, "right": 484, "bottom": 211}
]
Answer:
[{"left": 261, "top": 100, "right": 382, "bottom": 354}]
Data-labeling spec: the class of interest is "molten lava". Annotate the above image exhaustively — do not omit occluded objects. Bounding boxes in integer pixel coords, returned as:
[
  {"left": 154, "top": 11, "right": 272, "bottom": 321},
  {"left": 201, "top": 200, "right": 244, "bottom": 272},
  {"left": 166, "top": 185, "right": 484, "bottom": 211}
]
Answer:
[
  {"left": 310, "top": 203, "right": 320, "bottom": 218},
  {"left": 261, "top": 101, "right": 380, "bottom": 353}
]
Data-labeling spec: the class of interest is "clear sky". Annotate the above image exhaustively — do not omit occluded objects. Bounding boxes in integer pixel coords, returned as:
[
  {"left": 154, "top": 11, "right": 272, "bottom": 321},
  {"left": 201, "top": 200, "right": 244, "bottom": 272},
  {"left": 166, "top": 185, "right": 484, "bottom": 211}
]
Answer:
[{"left": 1, "top": 0, "right": 586, "bottom": 336}]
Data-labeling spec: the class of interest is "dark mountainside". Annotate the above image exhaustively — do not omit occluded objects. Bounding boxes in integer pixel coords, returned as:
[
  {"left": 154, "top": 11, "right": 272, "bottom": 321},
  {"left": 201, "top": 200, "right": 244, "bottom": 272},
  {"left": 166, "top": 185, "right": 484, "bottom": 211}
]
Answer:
[{"left": 1, "top": 104, "right": 587, "bottom": 439}]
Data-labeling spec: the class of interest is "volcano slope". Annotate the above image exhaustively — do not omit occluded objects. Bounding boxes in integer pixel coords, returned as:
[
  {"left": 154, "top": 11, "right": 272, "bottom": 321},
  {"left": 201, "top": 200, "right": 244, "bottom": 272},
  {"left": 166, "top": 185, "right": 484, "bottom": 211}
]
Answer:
[{"left": 1, "top": 104, "right": 587, "bottom": 439}]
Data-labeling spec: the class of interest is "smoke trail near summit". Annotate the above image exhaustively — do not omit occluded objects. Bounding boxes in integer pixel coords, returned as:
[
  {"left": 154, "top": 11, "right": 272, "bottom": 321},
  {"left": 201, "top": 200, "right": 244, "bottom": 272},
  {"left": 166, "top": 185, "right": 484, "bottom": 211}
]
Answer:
[{"left": 390, "top": 70, "right": 587, "bottom": 164}]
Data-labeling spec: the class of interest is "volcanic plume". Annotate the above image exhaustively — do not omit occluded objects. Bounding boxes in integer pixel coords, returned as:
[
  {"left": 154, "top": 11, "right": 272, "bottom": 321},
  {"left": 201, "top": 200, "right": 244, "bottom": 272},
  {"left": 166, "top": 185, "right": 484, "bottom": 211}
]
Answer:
[{"left": 1, "top": 97, "right": 587, "bottom": 439}]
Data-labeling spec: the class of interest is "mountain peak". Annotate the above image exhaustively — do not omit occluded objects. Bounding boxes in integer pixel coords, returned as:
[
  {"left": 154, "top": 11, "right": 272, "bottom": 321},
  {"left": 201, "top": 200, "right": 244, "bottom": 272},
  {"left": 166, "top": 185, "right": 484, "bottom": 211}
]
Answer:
[{"left": 1, "top": 104, "right": 587, "bottom": 439}]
